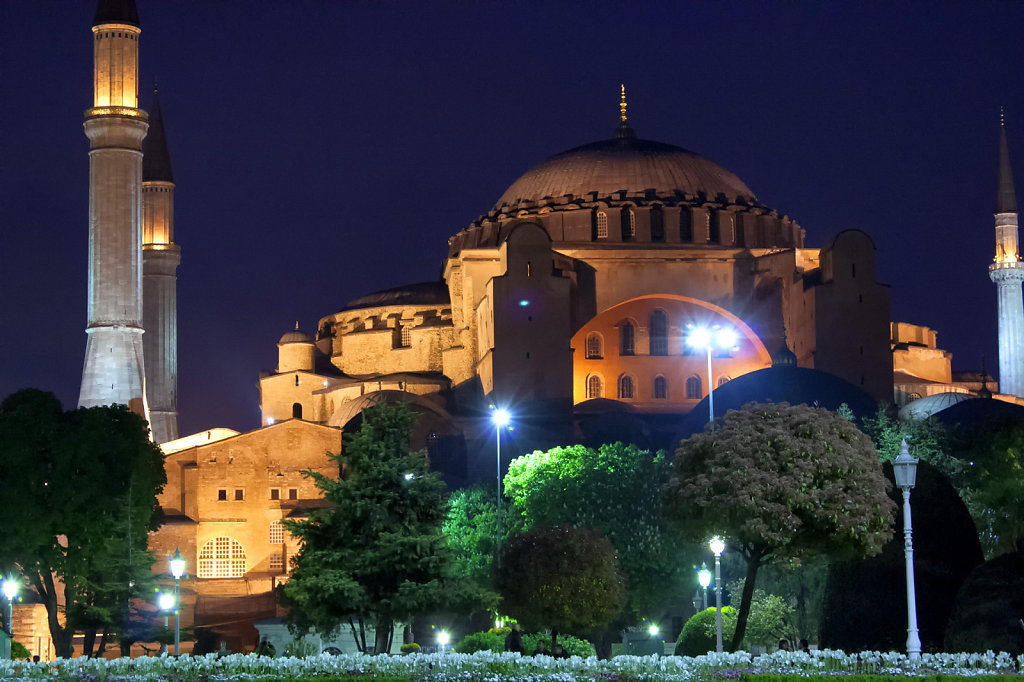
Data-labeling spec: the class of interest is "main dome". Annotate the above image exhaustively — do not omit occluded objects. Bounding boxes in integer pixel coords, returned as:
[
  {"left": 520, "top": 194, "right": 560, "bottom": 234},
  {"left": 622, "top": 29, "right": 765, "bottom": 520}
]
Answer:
[{"left": 493, "top": 125, "right": 758, "bottom": 211}]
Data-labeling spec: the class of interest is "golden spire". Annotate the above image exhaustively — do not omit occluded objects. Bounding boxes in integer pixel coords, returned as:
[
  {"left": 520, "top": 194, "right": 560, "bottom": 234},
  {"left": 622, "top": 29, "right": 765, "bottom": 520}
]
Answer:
[{"left": 620, "top": 84, "right": 628, "bottom": 123}]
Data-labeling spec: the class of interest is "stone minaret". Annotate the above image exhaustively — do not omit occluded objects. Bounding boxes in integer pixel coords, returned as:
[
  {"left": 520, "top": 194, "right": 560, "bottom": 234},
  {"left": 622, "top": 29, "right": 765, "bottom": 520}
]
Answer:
[
  {"left": 989, "top": 115, "right": 1024, "bottom": 398},
  {"left": 78, "top": 0, "right": 149, "bottom": 417},
  {"left": 142, "top": 86, "right": 180, "bottom": 443}
]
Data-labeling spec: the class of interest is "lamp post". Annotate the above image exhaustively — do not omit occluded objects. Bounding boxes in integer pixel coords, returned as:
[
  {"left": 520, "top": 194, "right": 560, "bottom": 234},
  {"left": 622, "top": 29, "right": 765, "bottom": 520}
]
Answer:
[
  {"left": 170, "top": 548, "right": 186, "bottom": 656},
  {"left": 686, "top": 326, "right": 738, "bottom": 427},
  {"left": 2, "top": 577, "right": 18, "bottom": 641},
  {"left": 892, "top": 437, "right": 921, "bottom": 661},
  {"left": 492, "top": 408, "right": 511, "bottom": 569},
  {"left": 698, "top": 562, "right": 711, "bottom": 610},
  {"left": 709, "top": 536, "right": 725, "bottom": 652},
  {"left": 157, "top": 591, "right": 175, "bottom": 654}
]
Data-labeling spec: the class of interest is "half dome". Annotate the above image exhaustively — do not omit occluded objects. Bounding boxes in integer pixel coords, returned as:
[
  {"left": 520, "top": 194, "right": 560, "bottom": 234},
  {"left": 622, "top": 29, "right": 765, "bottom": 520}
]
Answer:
[{"left": 494, "top": 125, "right": 757, "bottom": 211}]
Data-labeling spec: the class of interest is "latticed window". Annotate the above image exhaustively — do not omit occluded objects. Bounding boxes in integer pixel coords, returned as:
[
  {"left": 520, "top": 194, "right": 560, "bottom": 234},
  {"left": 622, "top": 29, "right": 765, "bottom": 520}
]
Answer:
[
  {"left": 619, "top": 322, "right": 635, "bottom": 356},
  {"left": 627, "top": 208, "right": 636, "bottom": 237},
  {"left": 653, "top": 375, "right": 668, "bottom": 399},
  {"left": 269, "top": 521, "right": 284, "bottom": 545},
  {"left": 400, "top": 325, "right": 412, "bottom": 347},
  {"left": 649, "top": 310, "right": 668, "bottom": 356},
  {"left": 198, "top": 537, "right": 246, "bottom": 578},
  {"left": 686, "top": 375, "right": 702, "bottom": 400},
  {"left": 269, "top": 553, "right": 285, "bottom": 572},
  {"left": 618, "top": 375, "right": 635, "bottom": 399},
  {"left": 596, "top": 211, "right": 609, "bottom": 238},
  {"left": 587, "top": 375, "right": 603, "bottom": 399},
  {"left": 585, "top": 333, "right": 603, "bottom": 359}
]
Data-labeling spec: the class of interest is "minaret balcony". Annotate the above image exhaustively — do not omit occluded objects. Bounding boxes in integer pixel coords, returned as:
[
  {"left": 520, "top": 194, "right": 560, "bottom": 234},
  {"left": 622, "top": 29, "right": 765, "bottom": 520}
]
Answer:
[{"left": 85, "top": 106, "right": 148, "bottom": 120}]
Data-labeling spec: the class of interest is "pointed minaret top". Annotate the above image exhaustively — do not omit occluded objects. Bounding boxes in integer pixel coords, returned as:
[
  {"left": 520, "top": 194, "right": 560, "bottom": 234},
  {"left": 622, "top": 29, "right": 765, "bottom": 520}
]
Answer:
[
  {"left": 998, "top": 110, "right": 1017, "bottom": 214},
  {"left": 619, "top": 84, "right": 628, "bottom": 123},
  {"left": 94, "top": 0, "right": 140, "bottom": 27},
  {"left": 142, "top": 84, "right": 174, "bottom": 183}
]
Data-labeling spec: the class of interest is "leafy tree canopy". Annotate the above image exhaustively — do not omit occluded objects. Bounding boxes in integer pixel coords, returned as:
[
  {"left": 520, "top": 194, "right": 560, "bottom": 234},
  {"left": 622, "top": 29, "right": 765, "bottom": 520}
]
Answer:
[
  {"left": 496, "top": 525, "right": 626, "bottom": 642},
  {"left": 664, "top": 402, "right": 895, "bottom": 651},
  {"left": 280, "top": 402, "right": 464, "bottom": 653},
  {"left": 442, "top": 486, "right": 507, "bottom": 611},
  {"left": 0, "top": 389, "right": 165, "bottom": 658},
  {"left": 503, "top": 442, "right": 689, "bottom": 617}
]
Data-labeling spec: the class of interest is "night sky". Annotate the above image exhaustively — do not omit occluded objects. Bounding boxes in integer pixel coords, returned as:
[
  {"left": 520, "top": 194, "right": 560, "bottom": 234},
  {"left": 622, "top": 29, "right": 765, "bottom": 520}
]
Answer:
[{"left": 4, "top": 1, "right": 1024, "bottom": 437}]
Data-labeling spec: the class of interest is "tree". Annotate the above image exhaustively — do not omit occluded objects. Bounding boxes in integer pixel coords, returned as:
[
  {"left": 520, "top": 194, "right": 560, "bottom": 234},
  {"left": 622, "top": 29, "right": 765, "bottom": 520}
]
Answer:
[
  {"left": 280, "top": 402, "right": 461, "bottom": 653},
  {"left": 859, "top": 407, "right": 962, "bottom": 484},
  {"left": 442, "top": 486, "right": 507, "bottom": 612},
  {"left": 664, "top": 402, "right": 895, "bottom": 651},
  {"left": 0, "top": 389, "right": 165, "bottom": 658},
  {"left": 503, "top": 443, "right": 689, "bottom": 618},
  {"left": 496, "top": 525, "right": 626, "bottom": 645}
]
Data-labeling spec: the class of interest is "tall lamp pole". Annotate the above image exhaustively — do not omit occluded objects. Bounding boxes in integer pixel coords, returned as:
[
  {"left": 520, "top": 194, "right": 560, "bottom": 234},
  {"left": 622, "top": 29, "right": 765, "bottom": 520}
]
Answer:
[
  {"left": 893, "top": 437, "right": 921, "bottom": 661},
  {"left": 492, "top": 408, "right": 511, "bottom": 569},
  {"left": 169, "top": 548, "right": 186, "bottom": 656},
  {"left": 2, "top": 577, "right": 18, "bottom": 645},
  {"left": 686, "top": 326, "right": 738, "bottom": 427},
  {"left": 709, "top": 536, "right": 725, "bottom": 652},
  {"left": 698, "top": 562, "right": 711, "bottom": 610}
]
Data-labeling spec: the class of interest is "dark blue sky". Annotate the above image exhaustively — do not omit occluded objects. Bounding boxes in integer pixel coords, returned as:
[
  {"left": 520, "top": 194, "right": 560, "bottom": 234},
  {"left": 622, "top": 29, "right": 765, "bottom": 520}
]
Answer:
[{"left": 3, "top": 1, "right": 1023, "bottom": 436}]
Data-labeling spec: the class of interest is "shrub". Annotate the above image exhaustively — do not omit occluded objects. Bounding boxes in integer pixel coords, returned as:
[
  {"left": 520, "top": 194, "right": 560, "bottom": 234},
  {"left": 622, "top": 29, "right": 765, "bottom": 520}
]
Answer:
[
  {"left": 522, "top": 632, "right": 596, "bottom": 658},
  {"left": 400, "top": 642, "right": 421, "bottom": 654},
  {"left": 675, "top": 606, "right": 737, "bottom": 656},
  {"left": 454, "top": 630, "right": 505, "bottom": 653},
  {"left": 11, "top": 640, "right": 31, "bottom": 659},
  {"left": 282, "top": 638, "right": 319, "bottom": 658}
]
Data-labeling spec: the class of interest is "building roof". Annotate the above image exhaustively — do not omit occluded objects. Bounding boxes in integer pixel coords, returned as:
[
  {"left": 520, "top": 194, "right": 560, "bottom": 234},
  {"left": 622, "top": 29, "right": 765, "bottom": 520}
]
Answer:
[
  {"left": 143, "top": 87, "right": 174, "bottom": 183},
  {"left": 493, "top": 123, "right": 757, "bottom": 211},
  {"left": 94, "top": 0, "right": 140, "bottom": 27},
  {"left": 278, "top": 323, "right": 313, "bottom": 345},
  {"left": 342, "top": 280, "right": 450, "bottom": 311},
  {"left": 898, "top": 392, "right": 976, "bottom": 420}
]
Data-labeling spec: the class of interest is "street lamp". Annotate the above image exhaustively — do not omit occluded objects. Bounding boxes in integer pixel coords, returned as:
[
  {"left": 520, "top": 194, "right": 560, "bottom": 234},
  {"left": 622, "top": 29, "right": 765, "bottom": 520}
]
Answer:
[
  {"left": 697, "top": 562, "right": 711, "bottom": 610},
  {"left": 2, "top": 577, "right": 18, "bottom": 640},
  {"left": 170, "top": 549, "right": 186, "bottom": 656},
  {"left": 492, "top": 408, "right": 511, "bottom": 569},
  {"left": 157, "top": 591, "right": 175, "bottom": 652},
  {"left": 686, "top": 325, "right": 738, "bottom": 426},
  {"left": 437, "top": 630, "right": 450, "bottom": 653},
  {"left": 709, "top": 536, "right": 726, "bottom": 652},
  {"left": 892, "top": 437, "right": 921, "bottom": 661}
]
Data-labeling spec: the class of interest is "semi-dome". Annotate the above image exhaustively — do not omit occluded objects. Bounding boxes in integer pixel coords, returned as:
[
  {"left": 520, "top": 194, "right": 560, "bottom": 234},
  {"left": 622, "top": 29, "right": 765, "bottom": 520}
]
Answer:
[{"left": 494, "top": 124, "right": 757, "bottom": 211}]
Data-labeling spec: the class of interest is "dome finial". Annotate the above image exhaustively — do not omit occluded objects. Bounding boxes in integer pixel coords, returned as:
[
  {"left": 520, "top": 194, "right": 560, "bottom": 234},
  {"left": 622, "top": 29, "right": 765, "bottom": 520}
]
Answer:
[
  {"left": 1001, "top": 106, "right": 1006, "bottom": 127},
  {"left": 295, "top": 321, "right": 300, "bottom": 331},
  {"left": 619, "top": 84, "right": 628, "bottom": 123}
]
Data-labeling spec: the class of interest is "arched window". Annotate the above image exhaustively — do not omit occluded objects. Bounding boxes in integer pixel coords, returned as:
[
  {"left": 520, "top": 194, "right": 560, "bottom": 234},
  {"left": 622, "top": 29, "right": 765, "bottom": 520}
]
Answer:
[
  {"left": 587, "top": 375, "right": 603, "bottom": 399},
  {"left": 399, "top": 325, "right": 411, "bottom": 348},
  {"left": 651, "top": 205, "right": 664, "bottom": 242},
  {"left": 680, "top": 208, "right": 693, "bottom": 242},
  {"left": 596, "top": 211, "right": 609, "bottom": 239},
  {"left": 686, "top": 375, "right": 702, "bottom": 400},
  {"left": 619, "top": 322, "right": 635, "bottom": 356},
  {"left": 618, "top": 375, "right": 635, "bottom": 399},
  {"left": 653, "top": 375, "right": 668, "bottom": 399},
  {"left": 708, "top": 210, "right": 720, "bottom": 244},
  {"left": 585, "top": 332, "right": 603, "bottom": 359},
  {"left": 649, "top": 310, "right": 668, "bottom": 356},
  {"left": 718, "top": 376, "right": 731, "bottom": 387},
  {"left": 292, "top": 402, "right": 302, "bottom": 419},
  {"left": 198, "top": 537, "right": 246, "bottom": 578},
  {"left": 622, "top": 207, "right": 636, "bottom": 240}
]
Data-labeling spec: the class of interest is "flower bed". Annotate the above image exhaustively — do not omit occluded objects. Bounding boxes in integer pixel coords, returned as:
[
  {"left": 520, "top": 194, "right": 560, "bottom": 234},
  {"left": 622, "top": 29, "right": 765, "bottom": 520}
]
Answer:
[{"left": 0, "top": 649, "right": 1020, "bottom": 681}]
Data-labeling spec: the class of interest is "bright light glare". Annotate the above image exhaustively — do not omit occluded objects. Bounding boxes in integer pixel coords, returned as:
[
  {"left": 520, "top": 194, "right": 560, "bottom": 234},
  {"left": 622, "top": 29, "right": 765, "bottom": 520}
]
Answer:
[
  {"left": 698, "top": 566, "right": 712, "bottom": 588},
  {"left": 404, "top": 473, "right": 414, "bottom": 481},
  {"left": 170, "top": 548, "right": 186, "bottom": 579},
  {"left": 158, "top": 592, "right": 175, "bottom": 611},
  {"left": 709, "top": 536, "right": 726, "bottom": 556},
  {"left": 437, "top": 630, "right": 450, "bottom": 646},
  {"left": 648, "top": 624, "right": 659, "bottom": 636},
  {"left": 686, "top": 327, "right": 711, "bottom": 349},
  {"left": 2, "top": 578, "right": 17, "bottom": 600},
  {"left": 716, "top": 328, "right": 738, "bottom": 349},
  {"left": 493, "top": 408, "right": 511, "bottom": 427}
]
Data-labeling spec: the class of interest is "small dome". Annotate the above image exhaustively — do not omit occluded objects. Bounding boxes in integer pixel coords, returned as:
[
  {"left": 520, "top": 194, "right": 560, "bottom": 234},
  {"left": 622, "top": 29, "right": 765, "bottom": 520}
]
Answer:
[
  {"left": 898, "top": 392, "right": 976, "bottom": 421},
  {"left": 494, "top": 127, "right": 757, "bottom": 210},
  {"left": 278, "top": 323, "right": 313, "bottom": 346}
]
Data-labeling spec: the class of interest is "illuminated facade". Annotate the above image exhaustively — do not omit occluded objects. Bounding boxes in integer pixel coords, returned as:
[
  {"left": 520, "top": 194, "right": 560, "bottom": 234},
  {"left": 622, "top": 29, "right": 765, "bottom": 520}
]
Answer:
[{"left": 989, "top": 120, "right": 1024, "bottom": 398}]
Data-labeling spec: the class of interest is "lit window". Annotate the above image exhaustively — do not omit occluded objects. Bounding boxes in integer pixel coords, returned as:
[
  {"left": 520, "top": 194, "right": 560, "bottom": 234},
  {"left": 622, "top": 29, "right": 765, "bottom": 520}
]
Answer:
[
  {"left": 587, "top": 375, "right": 603, "bottom": 399},
  {"left": 596, "top": 211, "right": 609, "bottom": 239},
  {"left": 197, "top": 537, "right": 246, "bottom": 578},
  {"left": 619, "top": 322, "right": 635, "bottom": 356},
  {"left": 654, "top": 376, "right": 668, "bottom": 400},
  {"left": 626, "top": 208, "right": 636, "bottom": 238},
  {"left": 649, "top": 311, "right": 668, "bottom": 356},
  {"left": 618, "top": 375, "right": 635, "bottom": 400},
  {"left": 269, "top": 521, "right": 284, "bottom": 545},
  {"left": 585, "top": 333, "right": 603, "bottom": 359},
  {"left": 686, "top": 376, "right": 702, "bottom": 400}
]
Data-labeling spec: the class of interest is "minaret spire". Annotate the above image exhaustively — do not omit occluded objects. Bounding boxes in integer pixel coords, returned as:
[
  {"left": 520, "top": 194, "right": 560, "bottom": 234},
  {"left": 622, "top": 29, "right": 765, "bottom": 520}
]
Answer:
[
  {"left": 79, "top": 0, "right": 149, "bottom": 418},
  {"left": 620, "top": 84, "right": 628, "bottom": 123},
  {"left": 989, "top": 111, "right": 1024, "bottom": 398},
  {"left": 614, "top": 84, "right": 635, "bottom": 140},
  {"left": 142, "top": 82, "right": 181, "bottom": 443}
]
